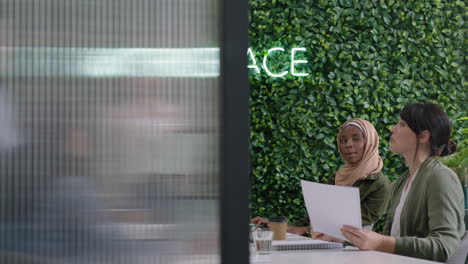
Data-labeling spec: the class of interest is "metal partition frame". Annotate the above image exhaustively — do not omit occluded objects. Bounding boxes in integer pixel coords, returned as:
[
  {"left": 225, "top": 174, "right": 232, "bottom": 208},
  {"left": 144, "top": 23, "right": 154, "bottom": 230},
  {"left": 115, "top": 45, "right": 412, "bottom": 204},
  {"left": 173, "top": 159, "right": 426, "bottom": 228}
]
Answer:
[{"left": 220, "top": 0, "right": 250, "bottom": 263}]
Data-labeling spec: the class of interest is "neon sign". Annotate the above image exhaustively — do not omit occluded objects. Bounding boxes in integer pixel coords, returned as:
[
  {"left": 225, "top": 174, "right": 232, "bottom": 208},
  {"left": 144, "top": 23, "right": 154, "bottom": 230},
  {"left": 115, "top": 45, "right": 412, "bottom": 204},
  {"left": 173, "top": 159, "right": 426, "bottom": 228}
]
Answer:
[{"left": 248, "top": 47, "right": 309, "bottom": 77}]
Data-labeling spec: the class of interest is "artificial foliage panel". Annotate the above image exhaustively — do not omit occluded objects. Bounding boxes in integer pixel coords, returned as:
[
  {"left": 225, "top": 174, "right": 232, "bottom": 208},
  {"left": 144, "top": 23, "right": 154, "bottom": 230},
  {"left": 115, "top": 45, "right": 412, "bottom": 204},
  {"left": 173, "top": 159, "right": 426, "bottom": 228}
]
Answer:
[{"left": 249, "top": 0, "right": 467, "bottom": 229}]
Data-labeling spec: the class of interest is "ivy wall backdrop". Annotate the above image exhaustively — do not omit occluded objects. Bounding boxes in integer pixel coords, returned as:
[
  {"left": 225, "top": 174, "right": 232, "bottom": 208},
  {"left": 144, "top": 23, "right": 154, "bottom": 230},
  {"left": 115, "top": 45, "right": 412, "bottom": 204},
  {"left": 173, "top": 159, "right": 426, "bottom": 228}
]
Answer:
[{"left": 248, "top": 0, "right": 467, "bottom": 229}]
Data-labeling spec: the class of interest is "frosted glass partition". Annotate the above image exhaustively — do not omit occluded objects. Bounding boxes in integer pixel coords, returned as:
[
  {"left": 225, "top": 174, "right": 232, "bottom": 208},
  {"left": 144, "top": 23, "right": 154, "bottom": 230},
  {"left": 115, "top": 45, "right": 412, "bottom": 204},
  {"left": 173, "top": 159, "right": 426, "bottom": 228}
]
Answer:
[{"left": 0, "top": 0, "right": 220, "bottom": 263}]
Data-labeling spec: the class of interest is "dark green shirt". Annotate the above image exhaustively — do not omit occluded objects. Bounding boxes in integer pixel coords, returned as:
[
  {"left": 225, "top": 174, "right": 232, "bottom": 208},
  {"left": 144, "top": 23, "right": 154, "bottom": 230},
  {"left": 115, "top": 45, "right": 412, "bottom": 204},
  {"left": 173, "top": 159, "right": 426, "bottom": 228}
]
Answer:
[{"left": 382, "top": 157, "right": 465, "bottom": 262}]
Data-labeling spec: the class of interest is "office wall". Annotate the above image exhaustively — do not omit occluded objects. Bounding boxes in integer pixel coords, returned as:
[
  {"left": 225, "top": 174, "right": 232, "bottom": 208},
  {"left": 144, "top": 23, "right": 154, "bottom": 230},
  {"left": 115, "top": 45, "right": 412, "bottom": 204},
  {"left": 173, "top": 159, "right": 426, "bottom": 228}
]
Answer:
[{"left": 248, "top": 0, "right": 466, "bottom": 224}]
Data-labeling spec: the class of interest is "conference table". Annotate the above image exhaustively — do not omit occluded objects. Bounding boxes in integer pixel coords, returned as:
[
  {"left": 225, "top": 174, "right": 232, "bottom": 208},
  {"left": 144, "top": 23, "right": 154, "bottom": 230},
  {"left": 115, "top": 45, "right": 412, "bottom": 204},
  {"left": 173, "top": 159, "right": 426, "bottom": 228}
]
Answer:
[
  {"left": 249, "top": 248, "right": 441, "bottom": 264},
  {"left": 249, "top": 234, "right": 441, "bottom": 264}
]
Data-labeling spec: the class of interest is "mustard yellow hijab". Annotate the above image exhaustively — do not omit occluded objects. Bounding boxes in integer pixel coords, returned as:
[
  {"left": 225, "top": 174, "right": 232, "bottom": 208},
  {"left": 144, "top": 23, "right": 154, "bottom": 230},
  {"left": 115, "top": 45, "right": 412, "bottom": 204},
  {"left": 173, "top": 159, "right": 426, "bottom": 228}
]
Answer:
[{"left": 334, "top": 118, "right": 383, "bottom": 186}]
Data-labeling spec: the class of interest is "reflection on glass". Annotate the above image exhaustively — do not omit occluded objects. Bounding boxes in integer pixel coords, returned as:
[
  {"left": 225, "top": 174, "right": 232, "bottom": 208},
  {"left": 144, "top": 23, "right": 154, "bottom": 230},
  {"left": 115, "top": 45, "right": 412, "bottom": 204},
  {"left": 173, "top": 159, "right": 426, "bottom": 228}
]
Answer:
[{"left": 0, "top": 0, "right": 220, "bottom": 263}]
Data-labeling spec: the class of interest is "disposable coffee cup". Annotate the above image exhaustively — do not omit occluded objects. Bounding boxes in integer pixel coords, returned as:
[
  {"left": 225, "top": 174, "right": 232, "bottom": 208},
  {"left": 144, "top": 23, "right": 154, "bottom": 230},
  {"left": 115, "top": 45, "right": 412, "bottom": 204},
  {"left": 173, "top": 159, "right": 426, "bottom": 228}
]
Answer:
[{"left": 269, "top": 216, "right": 288, "bottom": 240}]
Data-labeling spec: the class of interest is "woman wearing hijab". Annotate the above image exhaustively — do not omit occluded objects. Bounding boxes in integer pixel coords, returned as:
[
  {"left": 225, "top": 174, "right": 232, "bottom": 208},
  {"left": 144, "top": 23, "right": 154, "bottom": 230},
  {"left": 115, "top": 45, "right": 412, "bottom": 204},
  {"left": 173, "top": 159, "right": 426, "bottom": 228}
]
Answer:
[{"left": 252, "top": 118, "right": 392, "bottom": 237}]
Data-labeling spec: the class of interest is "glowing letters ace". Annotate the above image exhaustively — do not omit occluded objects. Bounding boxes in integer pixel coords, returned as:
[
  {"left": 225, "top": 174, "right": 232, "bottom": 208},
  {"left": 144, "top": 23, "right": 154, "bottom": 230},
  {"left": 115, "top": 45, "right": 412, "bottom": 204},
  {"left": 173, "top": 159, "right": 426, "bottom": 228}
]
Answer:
[{"left": 248, "top": 47, "right": 309, "bottom": 77}]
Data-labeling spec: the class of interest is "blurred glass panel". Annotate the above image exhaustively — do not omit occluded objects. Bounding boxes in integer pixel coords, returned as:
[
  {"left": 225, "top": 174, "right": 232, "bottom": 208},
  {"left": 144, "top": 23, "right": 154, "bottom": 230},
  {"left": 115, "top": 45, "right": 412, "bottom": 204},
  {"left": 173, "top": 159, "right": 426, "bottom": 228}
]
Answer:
[
  {"left": 0, "top": 0, "right": 220, "bottom": 263},
  {"left": 0, "top": 47, "right": 219, "bottom": 77}
]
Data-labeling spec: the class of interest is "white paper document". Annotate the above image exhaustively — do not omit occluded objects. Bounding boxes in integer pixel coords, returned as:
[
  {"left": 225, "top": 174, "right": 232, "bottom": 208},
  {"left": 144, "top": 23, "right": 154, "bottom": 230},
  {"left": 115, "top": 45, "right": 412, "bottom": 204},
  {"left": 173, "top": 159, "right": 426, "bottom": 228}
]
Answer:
[{"left": 301, "top": 180, "right": 362, "bottom": 241}]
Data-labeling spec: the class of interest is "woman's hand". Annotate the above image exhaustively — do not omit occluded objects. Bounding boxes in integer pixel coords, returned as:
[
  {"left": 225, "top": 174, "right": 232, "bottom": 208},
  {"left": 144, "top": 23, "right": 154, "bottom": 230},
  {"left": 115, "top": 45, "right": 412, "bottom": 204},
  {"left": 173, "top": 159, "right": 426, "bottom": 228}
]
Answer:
[
  {"left": 250, "top": 216, "right": 270, "bottom": 227},
  {"left": 340, "top": 225, "right": 395, "bottom": 252},
  {"left": 287, "top": 226, "right": 307, "bottom": 235},
  {"left": 312, "top": 232, "right": 344, "bottom": 243}
]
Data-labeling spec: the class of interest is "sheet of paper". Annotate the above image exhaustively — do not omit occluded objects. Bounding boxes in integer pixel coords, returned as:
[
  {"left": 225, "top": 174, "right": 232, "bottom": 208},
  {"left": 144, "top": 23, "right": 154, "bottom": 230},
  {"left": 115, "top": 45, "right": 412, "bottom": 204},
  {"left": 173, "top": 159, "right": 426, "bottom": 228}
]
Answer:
[{"left": 301, "top": 180, "right": 362, "bottom": 241}]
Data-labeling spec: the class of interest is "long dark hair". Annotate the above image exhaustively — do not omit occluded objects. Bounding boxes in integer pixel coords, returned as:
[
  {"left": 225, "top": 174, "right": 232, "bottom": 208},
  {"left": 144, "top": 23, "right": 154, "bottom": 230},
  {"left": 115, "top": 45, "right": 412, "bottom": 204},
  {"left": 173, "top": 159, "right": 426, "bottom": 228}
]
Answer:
[{"left": 400, "top": 103, "right": 457, "bottom": 158}]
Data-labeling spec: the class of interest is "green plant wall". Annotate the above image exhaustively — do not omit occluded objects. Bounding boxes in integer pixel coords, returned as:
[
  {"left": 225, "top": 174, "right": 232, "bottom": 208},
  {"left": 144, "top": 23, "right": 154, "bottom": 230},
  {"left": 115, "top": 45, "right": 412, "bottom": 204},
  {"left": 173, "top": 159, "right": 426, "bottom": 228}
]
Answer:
[{"left": 249, "top": 0, "right": 467, "bottom": 228}]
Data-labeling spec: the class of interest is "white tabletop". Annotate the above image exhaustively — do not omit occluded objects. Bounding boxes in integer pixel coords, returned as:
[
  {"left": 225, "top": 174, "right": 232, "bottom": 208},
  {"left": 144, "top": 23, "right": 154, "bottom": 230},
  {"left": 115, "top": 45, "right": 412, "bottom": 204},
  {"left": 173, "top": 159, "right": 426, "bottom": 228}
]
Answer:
[
  {"left": 250, "top": 233, "right": 441, "bottom": 264},
  {"left": 250, "top": 249, "right": 441, "bottom": 264}
]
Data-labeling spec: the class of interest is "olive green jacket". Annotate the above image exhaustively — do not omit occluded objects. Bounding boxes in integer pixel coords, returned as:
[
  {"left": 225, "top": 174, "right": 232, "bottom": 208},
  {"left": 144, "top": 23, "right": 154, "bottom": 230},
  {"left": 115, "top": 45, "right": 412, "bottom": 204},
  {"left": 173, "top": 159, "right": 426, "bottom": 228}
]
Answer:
[
  {"left": 296, "top": 171, "right": 392, "bottom": 227},
  {"left": 382, "top": 157, "right": 465, "bottom": 262}
]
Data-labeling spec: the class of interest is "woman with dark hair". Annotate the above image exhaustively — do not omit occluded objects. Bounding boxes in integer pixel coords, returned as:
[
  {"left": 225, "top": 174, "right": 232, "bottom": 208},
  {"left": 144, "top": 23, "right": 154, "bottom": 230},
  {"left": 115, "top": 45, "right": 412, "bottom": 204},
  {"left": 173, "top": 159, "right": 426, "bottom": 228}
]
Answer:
[{"left": 341, "top": 103, "right": 465, "bottom": 262}]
